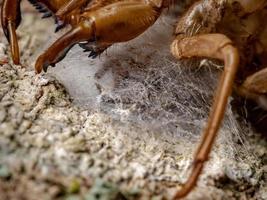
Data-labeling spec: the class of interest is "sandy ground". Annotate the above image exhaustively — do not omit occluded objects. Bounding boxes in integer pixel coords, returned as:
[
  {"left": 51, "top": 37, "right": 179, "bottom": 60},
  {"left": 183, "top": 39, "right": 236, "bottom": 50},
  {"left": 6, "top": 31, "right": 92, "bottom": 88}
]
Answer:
[{"left": 0, "top": 2, "right": 266, "bottom": 200}]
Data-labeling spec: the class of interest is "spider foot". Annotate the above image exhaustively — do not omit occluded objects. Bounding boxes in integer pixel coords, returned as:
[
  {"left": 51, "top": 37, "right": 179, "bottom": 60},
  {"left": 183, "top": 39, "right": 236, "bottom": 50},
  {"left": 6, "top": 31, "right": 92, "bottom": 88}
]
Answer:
[
  {"left": 79, "top": 42, "right": 110, "bottom": 59},
  {"left": 174, "top": 160, "right": 204, "bottom": 199},
  {"left": 35, "top": 23, "right": 94, "bottom": 73},
  {"left": 35, "top": 55, "right": 55, "bottom": 73},
  {"left": 35, "top": 43, "right": 74, "bottom": 73}
]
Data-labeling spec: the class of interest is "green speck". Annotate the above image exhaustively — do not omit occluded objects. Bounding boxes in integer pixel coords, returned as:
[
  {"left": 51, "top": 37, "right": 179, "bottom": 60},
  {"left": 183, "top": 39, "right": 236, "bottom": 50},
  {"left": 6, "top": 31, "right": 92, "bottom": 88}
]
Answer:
[
  {"left": 68, "top": 179, "right": 80, "bottom": 194},
  {"left": 0, "top": 165, "right": 11, "bottom": 180}
]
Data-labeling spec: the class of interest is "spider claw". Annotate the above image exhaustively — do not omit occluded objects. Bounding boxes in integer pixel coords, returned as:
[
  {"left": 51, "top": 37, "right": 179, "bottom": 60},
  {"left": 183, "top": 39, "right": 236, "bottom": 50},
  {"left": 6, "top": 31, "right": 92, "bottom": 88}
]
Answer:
[
  {"left": 79, "top": 42, "right": 107, "bottom": 59},
  {"left": 92, "top": 54, "right": 99, "bottom": 59},
  {"left": 35, "top": 54, "right": 62, "bottom": 73},
  {"left": 55, "top": 24, "right": 64, "bottom": 33},
  {"left": 42, "top": 61, "right": 50, "bottom": 73},
  {"left": 35, "top": 55, "right": 49, "bottom": 73},
  {"left": 88, "top": 51, "right": 97, "bottom": 58},
  {"left": 55, "top": 20, "right": 65, "bottom": 32}
]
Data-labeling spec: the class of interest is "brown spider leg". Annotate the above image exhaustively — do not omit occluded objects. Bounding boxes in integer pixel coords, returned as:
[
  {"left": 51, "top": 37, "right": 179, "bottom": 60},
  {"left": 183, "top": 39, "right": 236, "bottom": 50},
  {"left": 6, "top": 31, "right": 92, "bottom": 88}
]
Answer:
[
  {"left": 35, "top": 21, "right": 94, "bottom": 73},
  {"left": 1, "top": 0, "right": 22, "bottom": 65},
  {"left": 171, "top": 33, "right": 240, "bottom": 199},
  {"left": 236, "top": 67, "right": 267, "bottom": 110},
  {"left": 241, "top": 67, "right": 267, "bottom": 94},
  {"left": 56, "top": 0, "right": 89, "bottom": 18}
]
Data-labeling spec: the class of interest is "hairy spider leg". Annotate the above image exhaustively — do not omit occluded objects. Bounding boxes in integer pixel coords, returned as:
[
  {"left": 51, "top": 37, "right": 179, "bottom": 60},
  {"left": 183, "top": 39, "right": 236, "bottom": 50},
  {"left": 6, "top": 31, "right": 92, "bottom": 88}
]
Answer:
[{"left": 171, "top": 33, "right": 240, "bottom": 199}]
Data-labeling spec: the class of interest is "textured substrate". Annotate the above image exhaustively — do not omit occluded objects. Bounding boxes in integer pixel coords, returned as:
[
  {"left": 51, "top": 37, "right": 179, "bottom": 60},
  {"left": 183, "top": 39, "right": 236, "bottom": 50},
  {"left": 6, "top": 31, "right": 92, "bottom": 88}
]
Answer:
[{"left": 0, "top": 2, "right": 266, "bottom": 200}]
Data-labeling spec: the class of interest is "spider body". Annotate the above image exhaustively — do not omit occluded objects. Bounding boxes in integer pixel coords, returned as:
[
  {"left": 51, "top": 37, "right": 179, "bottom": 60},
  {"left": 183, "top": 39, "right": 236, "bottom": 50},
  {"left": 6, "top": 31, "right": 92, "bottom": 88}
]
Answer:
[
  {"left": 173, "top": 0, "right": 267, "bottom": 112},
  {"left": 1, "top": 0, "right": 267, "bottom": 199}
]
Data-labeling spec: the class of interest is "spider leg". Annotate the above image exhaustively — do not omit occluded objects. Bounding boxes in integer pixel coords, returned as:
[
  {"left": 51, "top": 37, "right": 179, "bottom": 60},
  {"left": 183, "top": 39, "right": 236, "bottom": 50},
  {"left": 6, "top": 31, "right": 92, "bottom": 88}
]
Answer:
[
  {"left": 35, "top": 20, "right": 94, "bottom": 73},
  {"left": 1, "top": 0, "right": 78, "bottom": 64},
  {"left": 36, "top": 1, "right": 164, "bottom": 73},
  {"left": 171, "top": 33, "right": 240, "bottom": 199},
  {"left": 236, "top": 67, "right": 267, "bottom": 110},
  {"left": 53, "top": 0, "right": 90, "bottom": 32},
  {"left": 1, "top": 0, "right": 22, "bottom": 64},
  {"left": 241, "top": 67, "right": 267, "bottom": 94},
  {"left": 56, "top": 0, "right": 89, "bottom": 19}
]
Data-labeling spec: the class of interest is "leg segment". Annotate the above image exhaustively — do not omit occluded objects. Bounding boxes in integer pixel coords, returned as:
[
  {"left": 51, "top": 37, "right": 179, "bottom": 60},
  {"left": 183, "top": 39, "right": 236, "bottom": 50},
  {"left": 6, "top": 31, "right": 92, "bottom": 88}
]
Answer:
[
  {"left": 1, "top": 0, "right": 22, "bottom": 64},
  {"left": 241, "top": 67, "right": 267, "bottom": 94},
  {"left": 56, "top": 0, "right": 89, "bottom": 19},
  {"left": 35, "top": 1, "right": 165, "bottom": 73},
  {"left": 35, "top": 20, "right": 94, "bottom": 73},
  {"left": 54, "top": 0, "right": 89, "bottom": 32},
  {"left": 171, "top": 33, "right": 239, "bottom": 199},
  {"left": 236, "top": 67, "right": 267, "bottom": 110}
]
